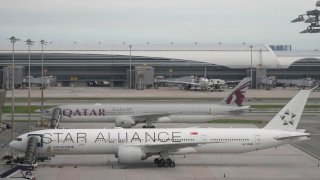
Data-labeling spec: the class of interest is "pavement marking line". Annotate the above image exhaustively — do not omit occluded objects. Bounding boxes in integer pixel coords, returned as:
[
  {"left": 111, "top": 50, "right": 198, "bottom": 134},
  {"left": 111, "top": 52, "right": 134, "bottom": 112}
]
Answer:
[{"left": 290, "top": 143, "right": 320, "bottom": 161}]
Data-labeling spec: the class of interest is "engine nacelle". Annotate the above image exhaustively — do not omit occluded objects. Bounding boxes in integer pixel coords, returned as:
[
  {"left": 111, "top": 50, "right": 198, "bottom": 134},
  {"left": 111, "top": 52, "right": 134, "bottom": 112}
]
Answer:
[
  {"left": 115, "top": 116, "right": 136, "bottom": 128},
  {"left": 118, "top": 146, "right": 147, "bottom": 164}
]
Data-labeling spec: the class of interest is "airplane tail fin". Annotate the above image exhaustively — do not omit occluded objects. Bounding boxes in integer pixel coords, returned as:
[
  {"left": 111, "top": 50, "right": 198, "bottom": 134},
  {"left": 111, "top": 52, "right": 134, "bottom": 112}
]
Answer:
[
  {"left": 264, "top": 90, "right": 311, "bottom": 132},
  {"left": 220, "top": 77, "right": 251, "bottom": 106}
]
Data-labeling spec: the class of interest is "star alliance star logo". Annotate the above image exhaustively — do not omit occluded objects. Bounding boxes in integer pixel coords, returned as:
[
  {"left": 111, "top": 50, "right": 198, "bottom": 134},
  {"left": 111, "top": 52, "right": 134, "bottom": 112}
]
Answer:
[{"left": 280, "top": 109, "right": 296, "bottom": 125}]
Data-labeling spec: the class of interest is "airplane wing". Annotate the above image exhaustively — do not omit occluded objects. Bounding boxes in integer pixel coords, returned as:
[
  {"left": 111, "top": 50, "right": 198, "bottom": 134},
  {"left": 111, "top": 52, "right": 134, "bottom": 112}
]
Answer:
[
  {"left": 116, "top": 113, "right": 180, "bottom": 127},
  {"left": 121, "top": 141, "right": 216, "bottom": 154},
  {"left": 132, "top": 113, "right": 175, "bottom": 123}
]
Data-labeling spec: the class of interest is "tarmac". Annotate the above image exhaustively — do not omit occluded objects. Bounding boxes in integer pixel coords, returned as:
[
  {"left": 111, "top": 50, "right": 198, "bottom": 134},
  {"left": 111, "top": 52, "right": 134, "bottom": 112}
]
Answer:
[{"left": 34, "top": 145, "right": 320, "bottom": 180}]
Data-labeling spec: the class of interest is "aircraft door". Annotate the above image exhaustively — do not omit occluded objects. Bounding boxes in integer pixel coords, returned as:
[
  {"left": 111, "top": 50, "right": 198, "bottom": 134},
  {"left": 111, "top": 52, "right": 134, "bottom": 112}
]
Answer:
[
  {"left": 254, "top": 134, "right": 261, "bottom": 150},
  {"left": 27, "top": 134, "right": 44, "bottom": 147}
]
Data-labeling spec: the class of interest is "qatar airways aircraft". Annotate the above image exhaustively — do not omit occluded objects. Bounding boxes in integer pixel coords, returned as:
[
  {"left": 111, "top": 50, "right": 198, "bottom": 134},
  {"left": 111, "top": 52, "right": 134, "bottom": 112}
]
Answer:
[
  {"left": 10, "top": 90, "right": 311, "bottom": 167},
  {"left": 40, "top": 78, "right": 251, "bottom": 128}
]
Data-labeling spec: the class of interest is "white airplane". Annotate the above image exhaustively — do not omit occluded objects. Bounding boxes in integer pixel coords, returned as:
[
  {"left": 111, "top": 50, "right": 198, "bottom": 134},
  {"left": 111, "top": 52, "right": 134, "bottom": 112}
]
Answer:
[
  {"left": 10, "top": 90, "right": 311, "bottom": 167},
  {"left": 40, "top": 78, "right": 251, "bottom": 128},
  {"left": 158, "top": 76, "right": 226, "bottom": 91}
]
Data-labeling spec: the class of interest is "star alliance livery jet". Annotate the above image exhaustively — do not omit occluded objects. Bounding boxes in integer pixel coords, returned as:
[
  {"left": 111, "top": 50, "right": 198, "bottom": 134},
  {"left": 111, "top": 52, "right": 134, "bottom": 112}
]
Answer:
[
  {"left": 10, "top": 90, "right": 311, "bottom": 167},
  {"left": 40, "top": 78, "right": 251, "bottom": 128}
]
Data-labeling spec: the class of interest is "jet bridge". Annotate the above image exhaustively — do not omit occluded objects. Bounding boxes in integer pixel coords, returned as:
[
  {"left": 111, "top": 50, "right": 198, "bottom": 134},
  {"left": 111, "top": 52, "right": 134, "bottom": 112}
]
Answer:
[{"left": 50, "top": 107, "right": 62, "bottom": 129}]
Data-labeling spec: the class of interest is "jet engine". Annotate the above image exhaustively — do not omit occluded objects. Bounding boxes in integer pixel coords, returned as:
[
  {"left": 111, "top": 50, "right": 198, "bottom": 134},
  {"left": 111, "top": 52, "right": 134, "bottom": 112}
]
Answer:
[
  {"left": 115, "top": 116, "right": 136, "bottom": 128},
  {"left": 118, "top": 146, "right": 147, "bottom": 164}
]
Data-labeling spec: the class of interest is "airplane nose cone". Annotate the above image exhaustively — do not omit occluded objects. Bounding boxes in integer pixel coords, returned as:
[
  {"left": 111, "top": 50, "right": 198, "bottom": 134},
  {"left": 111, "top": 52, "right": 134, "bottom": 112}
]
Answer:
[
  {"left": 9, "top": 140, "right": 22, "bottom": 151},
  {"left": 34, "top": 109, "right": 41, "bottom": 113},
  {"left": 9, "top": 141, "right": 17, "bottom": 149}
]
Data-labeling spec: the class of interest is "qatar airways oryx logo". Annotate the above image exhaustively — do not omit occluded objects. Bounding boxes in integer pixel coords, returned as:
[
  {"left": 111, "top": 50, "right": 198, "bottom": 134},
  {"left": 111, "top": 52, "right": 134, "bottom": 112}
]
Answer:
[
  {"left": 62, "top": 108, "right": 106, "bottom": 118},
  {"left": 225, "top": 81, "right": 250, "bottom": 106},
  {"left": 280, "top": 109, "right": 296, "bottom": 126}
]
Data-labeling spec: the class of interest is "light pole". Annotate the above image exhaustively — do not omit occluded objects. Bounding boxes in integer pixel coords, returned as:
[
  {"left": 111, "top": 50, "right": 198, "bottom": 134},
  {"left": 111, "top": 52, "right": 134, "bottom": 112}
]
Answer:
[
  {"left": 129, "top": 45, "right": 132, "bottom": 89},
  {"left": 8, "top": 36, "right": 20, "bottom": 156},
  {"left": 26, "top": 39, "right": 34, "bottom": 131},
  {"left": 204, "top": 66, "right": 207, "bottom": 78},
  {"left": 39, "top": 40, "right": 47, "bottom": 122},
  {"left": 250, "top": 45, "right": 253, "bottom": 89}
]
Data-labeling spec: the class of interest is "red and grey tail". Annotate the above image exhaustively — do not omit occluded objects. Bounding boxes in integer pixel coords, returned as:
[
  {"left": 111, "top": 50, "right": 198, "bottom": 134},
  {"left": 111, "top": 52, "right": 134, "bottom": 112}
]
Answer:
[{"left": 220, "top": 77, "right": 251, "bottom": 106}]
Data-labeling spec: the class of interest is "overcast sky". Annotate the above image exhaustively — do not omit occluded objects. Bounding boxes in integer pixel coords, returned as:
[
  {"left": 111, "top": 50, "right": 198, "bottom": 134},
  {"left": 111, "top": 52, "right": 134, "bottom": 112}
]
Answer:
[{"left": 0, "top": 0, "right": 319, "bottom": 50}]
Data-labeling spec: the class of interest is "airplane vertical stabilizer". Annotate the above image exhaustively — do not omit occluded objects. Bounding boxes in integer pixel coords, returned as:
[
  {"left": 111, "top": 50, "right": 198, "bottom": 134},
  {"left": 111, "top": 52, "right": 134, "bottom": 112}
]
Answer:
[
  {"left": 220, "top": 77, "right": 251, "bottom": 106},
  {"left": 264, "top": 90, "right": 311, "bottom": 132}
]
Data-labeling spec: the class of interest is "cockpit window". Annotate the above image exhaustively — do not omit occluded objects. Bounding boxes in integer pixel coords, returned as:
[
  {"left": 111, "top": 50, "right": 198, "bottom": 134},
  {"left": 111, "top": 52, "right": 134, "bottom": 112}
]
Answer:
[{"left": 16, "top": 138, "right": 22, "bottom": 141}]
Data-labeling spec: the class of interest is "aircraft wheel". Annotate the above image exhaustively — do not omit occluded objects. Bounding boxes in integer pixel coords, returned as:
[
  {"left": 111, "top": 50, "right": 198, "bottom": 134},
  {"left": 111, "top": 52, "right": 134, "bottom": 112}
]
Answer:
[
  {"left": 164, "top": 159, "right": 171, "bottom": 167},
  {"left": 166, "top": 158, "right": 172, "bottom": 164},
  {"left": 157, "top": 159, "right": 165, "bottom": 167},
  {"left": 154, "top": 158, "right": 160, "bottom": 164},
  {"left": 170, "top": 161, "right": 175, "bottom": 167},
  {"left": 144, "top": 125, "right": 155, "bottom": 128}
]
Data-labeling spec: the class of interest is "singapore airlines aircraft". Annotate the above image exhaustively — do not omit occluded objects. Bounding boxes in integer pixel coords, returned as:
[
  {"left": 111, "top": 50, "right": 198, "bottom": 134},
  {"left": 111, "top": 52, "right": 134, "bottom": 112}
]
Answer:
[
  {"left": 10, "top": 90, "right": 311, "bottom": 167},
  {"left": 40, "top": 78, "right": 251, "bottom": 128}
]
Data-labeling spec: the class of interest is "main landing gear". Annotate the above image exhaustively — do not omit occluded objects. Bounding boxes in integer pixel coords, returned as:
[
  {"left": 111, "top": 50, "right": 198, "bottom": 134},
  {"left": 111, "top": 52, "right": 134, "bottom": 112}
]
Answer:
[
  {"left": 142, "top": 125, "right": 155, "bottom": 128},
  {"left": 154, "top": 152, "right": 175, "bottom": 167},
  {"left": 142, "top": 121, "right": 155, "bottom": 128},
  {"left": 154, "top": 158, "right": 175, "bottom": 167}
]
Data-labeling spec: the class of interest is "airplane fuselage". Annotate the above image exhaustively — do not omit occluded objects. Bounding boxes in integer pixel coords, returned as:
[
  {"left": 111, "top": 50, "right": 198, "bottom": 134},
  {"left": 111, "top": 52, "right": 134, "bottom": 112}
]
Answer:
[
  {"left": 11, "top": 128, "right": 308, "bottom": 156},
  {"left": 43, "top": 104, "right": 248, "bottom": 123}
]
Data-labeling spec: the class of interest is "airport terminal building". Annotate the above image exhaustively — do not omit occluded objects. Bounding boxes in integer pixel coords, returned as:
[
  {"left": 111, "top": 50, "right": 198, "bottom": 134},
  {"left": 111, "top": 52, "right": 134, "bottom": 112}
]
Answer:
[{"left": 0, "top": 44, "right": 319, "bottom": 88}]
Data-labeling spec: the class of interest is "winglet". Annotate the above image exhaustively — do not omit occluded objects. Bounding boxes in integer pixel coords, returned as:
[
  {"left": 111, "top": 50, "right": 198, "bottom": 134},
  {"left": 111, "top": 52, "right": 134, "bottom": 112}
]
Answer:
[
  {"left": 220, "top": 77, "right": 251, "bottom": 106},
  {"left": 264, "top": 90, "right": 311, "bottom": 132}
]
